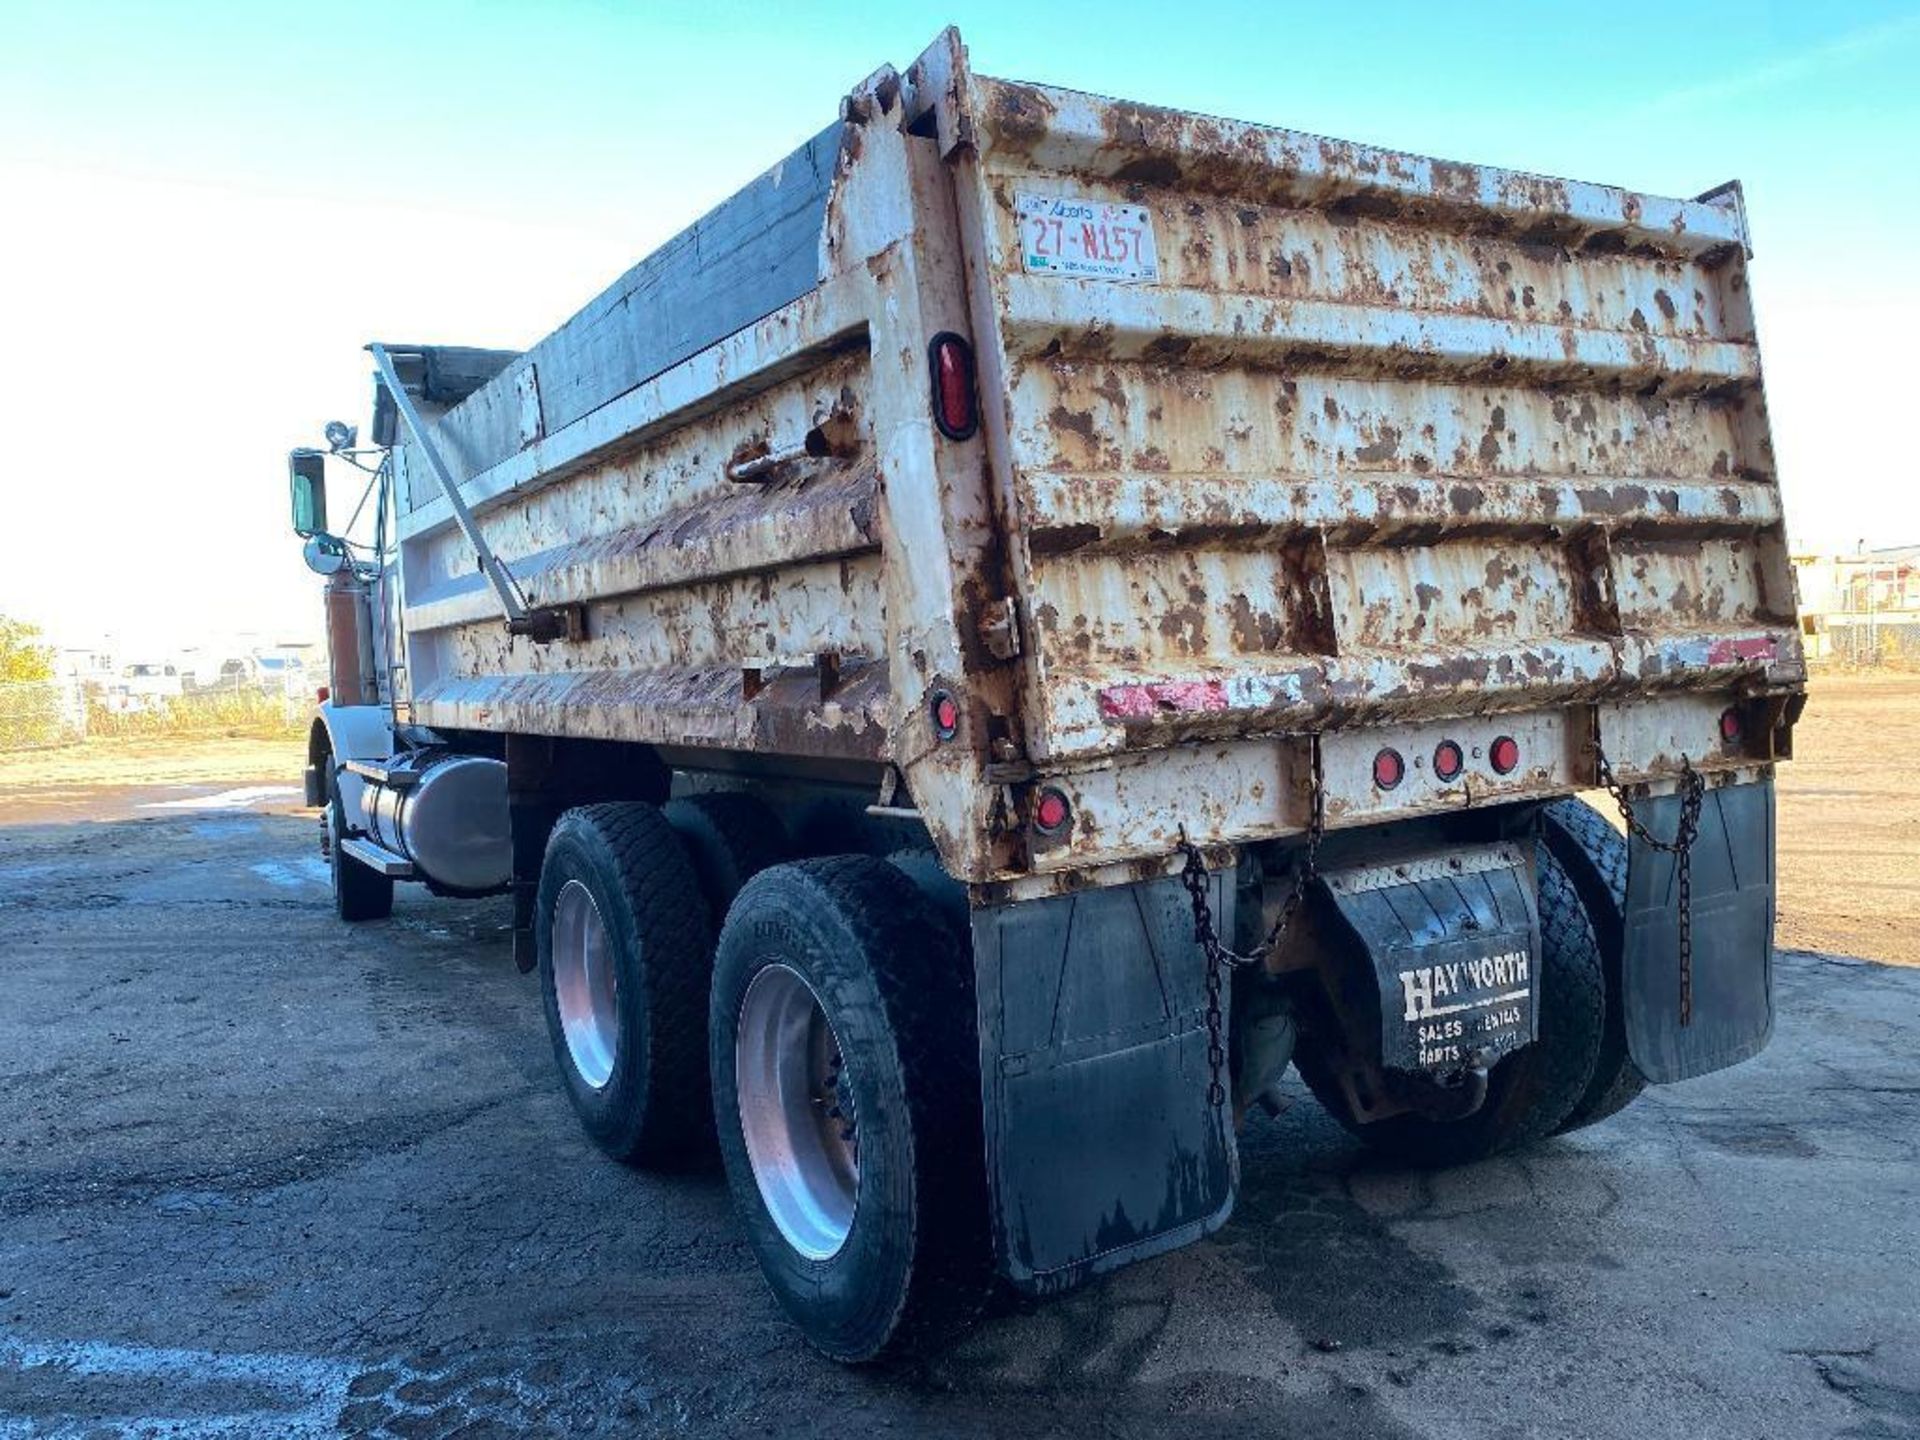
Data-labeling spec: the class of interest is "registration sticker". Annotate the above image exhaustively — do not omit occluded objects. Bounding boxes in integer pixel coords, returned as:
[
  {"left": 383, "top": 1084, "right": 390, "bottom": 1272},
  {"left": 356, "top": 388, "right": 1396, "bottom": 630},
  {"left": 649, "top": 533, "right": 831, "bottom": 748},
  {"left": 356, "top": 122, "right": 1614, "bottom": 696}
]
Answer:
[{"left": 1016, "top": 192, "right": 1159, "bottom": 283}]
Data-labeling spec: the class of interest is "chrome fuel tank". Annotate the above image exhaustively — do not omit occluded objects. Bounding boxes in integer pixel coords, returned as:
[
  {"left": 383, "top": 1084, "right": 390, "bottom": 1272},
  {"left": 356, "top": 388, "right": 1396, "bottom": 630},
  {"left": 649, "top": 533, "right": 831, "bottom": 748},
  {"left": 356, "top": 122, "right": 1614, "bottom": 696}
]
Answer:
[{"left": 364, "top": 753, "right": 509, "bottom": 893}]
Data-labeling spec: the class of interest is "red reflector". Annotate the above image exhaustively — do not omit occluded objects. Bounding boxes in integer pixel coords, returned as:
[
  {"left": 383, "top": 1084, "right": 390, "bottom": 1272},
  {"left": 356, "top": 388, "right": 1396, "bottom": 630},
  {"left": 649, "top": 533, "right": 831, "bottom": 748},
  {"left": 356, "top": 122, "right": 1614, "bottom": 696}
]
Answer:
[
  {"left": 1034, "top": 788, "right": 1071, "bottom": 834},
  {"left": 1372, "top": 748, "right": 1405, "bottom": 791},
  {"left": 930, "top": 690, "right": 960, "bottom": 740},
  {"left": 316, "top": 686, "right": 330, "bottom": 703},
  {"left": 1719, "top": 707, "right": 1744, "bottom": 744},
  {"left": 929, "top": 332, "right": 978, "bottom": 441},
  {"left": 1489, "top": 735, "right": 1520, "bottom": 775},
  {"left": 1432, "top": 739, "right": 1464, "bottom": 782}
]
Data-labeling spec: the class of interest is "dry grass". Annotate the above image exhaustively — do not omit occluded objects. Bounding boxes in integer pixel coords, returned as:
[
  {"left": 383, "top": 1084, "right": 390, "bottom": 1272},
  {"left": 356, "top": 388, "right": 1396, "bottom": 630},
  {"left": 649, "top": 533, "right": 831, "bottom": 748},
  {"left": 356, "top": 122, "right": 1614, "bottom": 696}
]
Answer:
[{"left": 84, "top": 689, "right": 305, "bottom": 740}]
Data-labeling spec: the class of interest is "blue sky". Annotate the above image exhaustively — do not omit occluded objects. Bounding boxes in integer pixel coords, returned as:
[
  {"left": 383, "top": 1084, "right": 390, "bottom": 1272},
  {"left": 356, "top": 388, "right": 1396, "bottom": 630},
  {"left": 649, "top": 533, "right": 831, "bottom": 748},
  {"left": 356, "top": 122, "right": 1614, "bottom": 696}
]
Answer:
[{"left": 1, "top": 0, "right": 1914, "bottom": 650}]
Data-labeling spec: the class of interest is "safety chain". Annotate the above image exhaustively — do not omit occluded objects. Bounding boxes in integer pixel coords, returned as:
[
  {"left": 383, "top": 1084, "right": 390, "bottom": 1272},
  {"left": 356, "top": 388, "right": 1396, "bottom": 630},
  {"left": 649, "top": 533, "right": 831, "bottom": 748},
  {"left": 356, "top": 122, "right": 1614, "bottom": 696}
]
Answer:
[
  {"left": 1178, "top": 778, "right": 1325, "bottom": 1108},
  {"left": 1592, "top": 741, "right": 1707, "bottom": 1027}
]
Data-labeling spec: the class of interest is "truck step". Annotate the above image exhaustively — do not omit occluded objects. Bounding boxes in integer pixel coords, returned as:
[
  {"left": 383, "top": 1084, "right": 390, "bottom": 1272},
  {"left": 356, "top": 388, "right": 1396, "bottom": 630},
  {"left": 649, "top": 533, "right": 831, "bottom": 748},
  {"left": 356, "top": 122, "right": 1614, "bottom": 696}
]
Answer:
[{"left": 339, "top": 836, "right": 415, "bottom": 878}]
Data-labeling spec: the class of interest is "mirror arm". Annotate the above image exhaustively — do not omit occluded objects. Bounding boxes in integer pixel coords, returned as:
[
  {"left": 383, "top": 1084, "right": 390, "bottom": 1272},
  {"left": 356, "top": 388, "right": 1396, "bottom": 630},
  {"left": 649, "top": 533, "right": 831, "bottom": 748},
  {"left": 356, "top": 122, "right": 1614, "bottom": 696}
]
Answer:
[{"left": 366, "top": 343, "right": 531, "bottom": 629}]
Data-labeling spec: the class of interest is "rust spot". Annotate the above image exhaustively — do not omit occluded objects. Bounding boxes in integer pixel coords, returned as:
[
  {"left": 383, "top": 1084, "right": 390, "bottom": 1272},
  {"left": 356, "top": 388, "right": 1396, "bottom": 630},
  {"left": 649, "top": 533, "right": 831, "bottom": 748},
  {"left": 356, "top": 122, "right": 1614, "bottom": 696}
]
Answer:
[
  {"left": 1029, "top": 522, "right": 1102, "bottom": 557},
  {"left": 990, "top": 83, "right": 1057, "bottom": 152},
  {"left": 1048, "top": 404, "right": 1098, "bottom": 446},
  {"left": 1354, "top": 424, "right": 1402, "bottom": 464},
  {"left": 1113, "top": 154, "right": 1183, "bottom": 187},
  {"left": 1143, "top": 334, "right": 1195, "bottom": 365},
  {"left": 1156, "top": 604, "right": 1205, "bottom": 654},
  {"left": 1654, "top": 288, "right": 1678, "bottom": 322},
  {"left": 1228, "top": 593, "right": 1284, "bottom": 652}
]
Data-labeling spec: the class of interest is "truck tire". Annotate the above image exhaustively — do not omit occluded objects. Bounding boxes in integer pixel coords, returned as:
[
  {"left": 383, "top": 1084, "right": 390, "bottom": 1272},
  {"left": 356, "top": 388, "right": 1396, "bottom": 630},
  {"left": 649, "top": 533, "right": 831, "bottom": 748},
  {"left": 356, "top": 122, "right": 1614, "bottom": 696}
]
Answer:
[
  {"left": 710, "top": 857, "right": 990, "bottom": 1362},
  {"left": 662, "top": 793, "right": 789, "bottom": 921},
  {"left": 1295, "top": 843, "right": 1604, "bottom": 1166},
  {"left": 328, "top": 774, "right": 393, "bottom": 923},
  {"left": 536, "top": 803, "right": 715, "bottom": 1167},
  {"left": 1540, "top": 797, "right": 1648, "bottom": 1133}
]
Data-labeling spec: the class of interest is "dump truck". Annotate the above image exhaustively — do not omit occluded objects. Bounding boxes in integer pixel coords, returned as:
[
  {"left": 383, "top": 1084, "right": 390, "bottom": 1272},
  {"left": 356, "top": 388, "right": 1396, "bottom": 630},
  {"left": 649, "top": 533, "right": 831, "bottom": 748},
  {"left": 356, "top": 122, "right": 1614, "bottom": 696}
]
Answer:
[{"left": 285, "top": 29, "right": 1805, "bottom": 1361}]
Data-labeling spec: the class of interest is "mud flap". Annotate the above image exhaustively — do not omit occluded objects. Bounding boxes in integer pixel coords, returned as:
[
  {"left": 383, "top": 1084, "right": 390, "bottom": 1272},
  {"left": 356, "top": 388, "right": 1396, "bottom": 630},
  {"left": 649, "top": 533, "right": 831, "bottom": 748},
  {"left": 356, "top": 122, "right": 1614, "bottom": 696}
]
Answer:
[
  {"left": 970, "top": 871, "right": 1236, "bottom": 1296},
  {"left": 1623, "top": 778, "right": 1776, "bottom": 1083},
  {"left": 1318, "top": 845, "right": 1541, "bottom": 1080}
]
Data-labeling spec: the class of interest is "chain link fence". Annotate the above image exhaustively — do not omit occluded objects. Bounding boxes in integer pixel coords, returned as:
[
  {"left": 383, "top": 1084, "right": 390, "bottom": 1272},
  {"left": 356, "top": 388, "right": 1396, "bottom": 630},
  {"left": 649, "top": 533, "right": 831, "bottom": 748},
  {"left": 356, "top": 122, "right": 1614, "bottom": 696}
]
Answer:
[{"left": 0, "top": 677, "right": 89, "bottom": 753}]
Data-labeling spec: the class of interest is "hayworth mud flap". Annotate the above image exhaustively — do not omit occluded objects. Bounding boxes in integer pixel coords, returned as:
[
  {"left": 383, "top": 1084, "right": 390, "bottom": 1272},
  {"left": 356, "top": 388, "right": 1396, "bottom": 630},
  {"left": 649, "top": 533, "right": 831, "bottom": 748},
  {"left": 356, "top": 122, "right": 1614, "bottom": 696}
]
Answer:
[
  {"left": 1316, "top": 844, "right": 1541, "bottom": 1110},
  {"left": 1623, "top": 777, "right": 1776, "bottom": 1082},
  {"left": 970, "top": 871, "right": 1236, "bottom": 1296}
]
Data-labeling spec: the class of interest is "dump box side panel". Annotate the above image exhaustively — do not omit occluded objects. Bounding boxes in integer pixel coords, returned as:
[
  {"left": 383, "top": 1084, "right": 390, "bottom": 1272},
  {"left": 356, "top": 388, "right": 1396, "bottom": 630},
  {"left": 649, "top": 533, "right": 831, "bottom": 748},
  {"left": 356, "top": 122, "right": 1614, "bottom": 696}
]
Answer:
[
  {"left": 394, "top": 318, "right": 891, "bottom": 760},
  {"left": 955, "top": 77, "right": 1802, "bottom": 868},
  {"left": 400, "top": 124, "right": 845, "bottom": 511},
  {"left": 386, "top": 116, "right": 874, "bottom": 764}
]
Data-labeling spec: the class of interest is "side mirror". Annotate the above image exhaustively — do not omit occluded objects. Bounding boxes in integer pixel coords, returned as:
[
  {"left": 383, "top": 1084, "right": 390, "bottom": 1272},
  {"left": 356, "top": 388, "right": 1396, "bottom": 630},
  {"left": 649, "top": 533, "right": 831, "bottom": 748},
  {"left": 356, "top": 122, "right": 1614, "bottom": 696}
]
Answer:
[
  {"left": 301, "top": 535, "right": 352, "bottom": 576},
  {"left": 288, "top": 449, "right": 328, "bottom": 537}
]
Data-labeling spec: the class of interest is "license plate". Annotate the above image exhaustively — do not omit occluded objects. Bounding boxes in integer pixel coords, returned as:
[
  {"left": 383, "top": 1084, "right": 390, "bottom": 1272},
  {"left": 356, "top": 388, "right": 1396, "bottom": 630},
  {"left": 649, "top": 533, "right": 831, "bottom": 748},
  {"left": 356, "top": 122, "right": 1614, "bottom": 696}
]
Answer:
[
  {"left": 1390, "top": 935, "right": 1536, "bottom": 1071},
  {"left": 1016, "top": 192, "right": 1160, "bottom": 283}
]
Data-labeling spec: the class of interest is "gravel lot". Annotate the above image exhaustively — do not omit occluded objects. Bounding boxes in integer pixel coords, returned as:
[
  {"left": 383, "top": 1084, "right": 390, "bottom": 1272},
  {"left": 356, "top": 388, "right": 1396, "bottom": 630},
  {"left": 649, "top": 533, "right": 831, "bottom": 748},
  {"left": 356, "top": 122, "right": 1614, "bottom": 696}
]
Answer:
[{"left": 2, "top": 685, "right": 1918, "bottom": 1438}]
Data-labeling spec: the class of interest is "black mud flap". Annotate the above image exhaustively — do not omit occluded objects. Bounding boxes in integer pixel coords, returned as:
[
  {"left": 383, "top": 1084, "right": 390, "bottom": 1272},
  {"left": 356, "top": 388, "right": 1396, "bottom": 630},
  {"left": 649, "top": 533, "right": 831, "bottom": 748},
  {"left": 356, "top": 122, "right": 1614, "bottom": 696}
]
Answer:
[
  {"left": 1318, "top": 844, "right": 1541, "bottom": 1080},
  {"left": 1623, "top": 777, "right": 1776, "bottom": 1083},
  {"left": 970, "top": 872, "right": 1236, "bottom": 1296}
]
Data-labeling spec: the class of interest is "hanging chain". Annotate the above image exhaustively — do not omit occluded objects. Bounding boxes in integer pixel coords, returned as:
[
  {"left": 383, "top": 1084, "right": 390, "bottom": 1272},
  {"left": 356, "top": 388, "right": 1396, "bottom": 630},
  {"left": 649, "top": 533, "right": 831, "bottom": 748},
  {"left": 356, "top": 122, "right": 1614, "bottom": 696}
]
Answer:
[
  {"left": 1178, "top": 763, "right": 1325, "bottom": 1108},
  {"left": 1593, "top": 741, "right": 1707, "bottom": 1027}
]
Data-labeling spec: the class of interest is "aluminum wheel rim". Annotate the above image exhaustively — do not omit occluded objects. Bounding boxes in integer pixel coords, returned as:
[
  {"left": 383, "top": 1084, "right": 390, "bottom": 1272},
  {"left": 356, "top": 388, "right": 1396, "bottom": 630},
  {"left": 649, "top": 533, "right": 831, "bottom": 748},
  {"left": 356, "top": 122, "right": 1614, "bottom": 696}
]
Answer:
[
  {"left": 735, "top": 964, "right": 858, "bottom": 1260},
  {"left": 552, "top": 879, "right": 619, "bottom": 1090}
]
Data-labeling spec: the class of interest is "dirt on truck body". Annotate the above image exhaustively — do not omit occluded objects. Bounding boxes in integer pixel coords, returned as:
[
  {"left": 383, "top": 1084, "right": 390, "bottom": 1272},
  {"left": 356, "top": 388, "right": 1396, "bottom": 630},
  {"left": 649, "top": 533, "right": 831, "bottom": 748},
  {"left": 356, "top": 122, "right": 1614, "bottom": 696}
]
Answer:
[{"left": 285, "top": 28, "right": 1804, "bottom": 1360}]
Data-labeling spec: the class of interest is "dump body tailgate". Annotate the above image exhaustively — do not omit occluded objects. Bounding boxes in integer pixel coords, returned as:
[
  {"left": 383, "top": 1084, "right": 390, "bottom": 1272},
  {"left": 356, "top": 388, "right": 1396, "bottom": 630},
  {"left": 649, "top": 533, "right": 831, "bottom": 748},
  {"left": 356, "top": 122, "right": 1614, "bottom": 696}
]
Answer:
[{"left": 947, "top": 74, "right": 1802, "bottom": 829}]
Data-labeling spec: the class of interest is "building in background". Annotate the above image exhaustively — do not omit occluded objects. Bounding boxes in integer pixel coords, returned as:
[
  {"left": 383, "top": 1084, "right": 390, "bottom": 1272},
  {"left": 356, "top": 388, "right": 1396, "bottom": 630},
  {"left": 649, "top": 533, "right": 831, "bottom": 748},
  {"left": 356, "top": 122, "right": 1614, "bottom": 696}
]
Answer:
[{"left": 1792, "top": 546, "right": 1920, "bottom": 663}]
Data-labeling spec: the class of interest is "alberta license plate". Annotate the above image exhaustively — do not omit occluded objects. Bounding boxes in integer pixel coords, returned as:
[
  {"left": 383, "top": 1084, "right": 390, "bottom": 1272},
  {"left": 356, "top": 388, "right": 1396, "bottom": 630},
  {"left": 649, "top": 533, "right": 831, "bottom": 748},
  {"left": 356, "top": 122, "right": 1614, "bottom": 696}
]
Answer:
[
  {"left": 1016, "top": 192, "right": 1160, "bottom": 283},
  {"left": 1389, "top": 935, "right": 1537, "bottom": 1071}
]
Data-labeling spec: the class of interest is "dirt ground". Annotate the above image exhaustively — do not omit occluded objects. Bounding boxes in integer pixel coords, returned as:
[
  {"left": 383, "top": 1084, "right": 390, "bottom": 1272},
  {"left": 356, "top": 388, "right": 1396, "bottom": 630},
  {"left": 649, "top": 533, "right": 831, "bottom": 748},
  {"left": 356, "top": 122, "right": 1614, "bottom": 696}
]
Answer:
[
  {"left": 0, "top": 734, "right": 306, "bottom": 825},
  {"left": 1, "top": 811, "right": 1916, "bottom": 1438},
  {"left": 1774, "top": 671, "right": 1920, "bottom": 966}
]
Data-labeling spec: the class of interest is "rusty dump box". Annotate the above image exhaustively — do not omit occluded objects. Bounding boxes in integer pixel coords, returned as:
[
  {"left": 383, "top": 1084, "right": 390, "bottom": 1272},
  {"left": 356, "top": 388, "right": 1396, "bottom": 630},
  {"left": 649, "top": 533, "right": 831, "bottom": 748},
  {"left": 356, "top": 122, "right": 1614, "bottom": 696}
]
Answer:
[{"left": 384, "top": 29, "right": 1803, "bottom": 896}]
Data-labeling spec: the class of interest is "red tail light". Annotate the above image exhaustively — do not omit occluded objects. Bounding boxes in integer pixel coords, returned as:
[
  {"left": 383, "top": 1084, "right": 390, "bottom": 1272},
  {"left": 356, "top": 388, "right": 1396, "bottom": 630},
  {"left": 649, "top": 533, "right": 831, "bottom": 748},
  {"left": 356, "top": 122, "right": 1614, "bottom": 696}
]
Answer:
[
  {"left": 316, "top": 686, "right": 330, "bottom": 703},
  {"left": 1489, "top": 735, "right": 1520, "bottom": 775},
  {"left": 1373, "top": 748, "right": 1405, "bottom": 790},
  {"left": 930, "top": 689, "right": 961, "bottom": 740},
  {"left": 929, "top": 332, "right": 978, "bottom": 441},
  {"left": 1033, "top": 787, "right": 1072, "bottom": 834},
  {"left": 1719, "top": 706, "right": 1744, "bottom": 745},
  {"left": 1432, "top": 739, "right": 1464, "bottom": 782}
]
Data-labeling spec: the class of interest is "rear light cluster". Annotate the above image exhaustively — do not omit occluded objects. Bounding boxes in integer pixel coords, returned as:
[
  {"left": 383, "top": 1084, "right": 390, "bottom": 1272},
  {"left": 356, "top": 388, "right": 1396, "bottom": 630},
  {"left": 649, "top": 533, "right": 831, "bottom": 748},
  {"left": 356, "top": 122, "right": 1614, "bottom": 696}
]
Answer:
[
  {"left": 928, "top": 333, "right": 978, "bottom": 441},
  {"left": 1372, "top": 734, "right": 1521, "bottom": 792}
]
